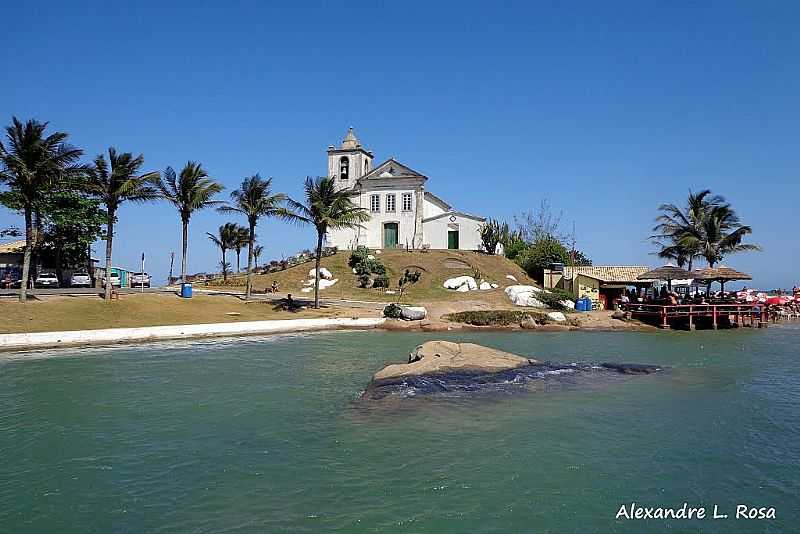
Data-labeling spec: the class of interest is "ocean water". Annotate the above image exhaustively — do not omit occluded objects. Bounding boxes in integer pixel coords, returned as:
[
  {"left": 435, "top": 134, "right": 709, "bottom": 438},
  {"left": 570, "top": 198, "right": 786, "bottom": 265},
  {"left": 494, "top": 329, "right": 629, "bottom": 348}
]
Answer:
[{"left": 1, "top": 325, "right": 798, "bottom": 533}]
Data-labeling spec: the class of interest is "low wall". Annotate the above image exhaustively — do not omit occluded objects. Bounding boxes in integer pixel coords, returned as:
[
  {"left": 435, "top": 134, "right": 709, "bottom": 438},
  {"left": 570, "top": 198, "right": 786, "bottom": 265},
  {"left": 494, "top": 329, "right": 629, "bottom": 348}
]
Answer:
[{"left": 0, "top": 317, "right": 386, "bottom": 351}]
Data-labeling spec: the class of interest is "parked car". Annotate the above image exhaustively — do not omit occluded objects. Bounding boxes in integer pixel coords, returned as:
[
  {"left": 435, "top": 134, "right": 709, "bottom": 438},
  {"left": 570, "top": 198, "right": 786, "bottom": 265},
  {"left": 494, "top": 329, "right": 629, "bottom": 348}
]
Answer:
[
  {"left": 69, "top": 272, "right": 92, "bottom": 288},
  {"left": 130, "top": 272, "right": 151, "bottom": 288},
  {"left": 34, "top": 272, "right": 60, "bottom": 289},
  {"left": 102, "top": 272, "right": 121, "bottom": 288}
]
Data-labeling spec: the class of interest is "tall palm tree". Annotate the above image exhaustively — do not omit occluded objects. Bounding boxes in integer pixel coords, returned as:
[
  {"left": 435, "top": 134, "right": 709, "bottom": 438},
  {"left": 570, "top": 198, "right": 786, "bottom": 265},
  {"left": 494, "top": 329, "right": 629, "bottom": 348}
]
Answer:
[
  {"left": 651, "top": 189, "right": 723, "bottom": 271},
  {"left": 252, "top": 244, "right": 264, "bottom": 269},
  {"left": 84, "top": 148, "right": 160, "bottom": 300},
  {"left": 232, "top": 225, "right": 250, "bottom": 273},
  {"left": 153, "top": 162, "right": 223, "bottom": 282},
  {"left": 285, "top": 176, "right": 369, "bottom": 309},
  {"left": 206, "top": 222, "right": 239, "bottom": 282},
  {"left": 218, "top": 175, "right": 289, "bottom": 300},
  {"left": 0, "top": 117, "right": 84, "bottom": 301},
  {"left": 691, "top": 204, "right": 760, "bottom": 267}
]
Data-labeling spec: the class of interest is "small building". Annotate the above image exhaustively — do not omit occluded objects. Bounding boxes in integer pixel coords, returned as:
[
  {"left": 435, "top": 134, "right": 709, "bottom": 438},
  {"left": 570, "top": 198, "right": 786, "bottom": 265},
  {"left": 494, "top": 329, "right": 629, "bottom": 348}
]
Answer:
[
  {"left": 0, "top": 240, "right": 25, "bottom": 279},
  {"left": 544, "top": 265, "right": 653, "bottom": 310}
]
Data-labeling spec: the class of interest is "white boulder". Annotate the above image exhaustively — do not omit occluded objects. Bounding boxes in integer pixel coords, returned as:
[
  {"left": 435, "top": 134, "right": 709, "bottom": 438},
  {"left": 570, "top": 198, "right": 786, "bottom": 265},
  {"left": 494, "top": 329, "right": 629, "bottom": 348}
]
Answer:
[
  {"left": 318, "top": 278, "right": 338, "bottom": 290},
  {"left": 547, "top": 311, "right": 567, "bottom": 322},
  {"left": 560, "top": 300, "right": 576, "bottom": 310},
  {"left": 367, "top": 254, "right": 375, "bottom": 260},
  {"left": 479, "top": 281, "right": 492, "bottom": 290},
  {"left": 443, "top": 276, "right": 478, "bottom": 291},
  {"left": 308, "top": 267, "right": 333, "bottom": 280},
  {"left": 400, "top": 306, "right": 427, "bottom": 321},
  {"left": 300, "top": 287, "right": 313, "bottom": 293},
  {"left": 490, "top": 283, "right": 499, "bottom": 289},
  {"left": 505, "top": 285, "right": 547, "bottom": 308},
  {"left": 506, "top": 274, "right": 518, "bottom": 282}
]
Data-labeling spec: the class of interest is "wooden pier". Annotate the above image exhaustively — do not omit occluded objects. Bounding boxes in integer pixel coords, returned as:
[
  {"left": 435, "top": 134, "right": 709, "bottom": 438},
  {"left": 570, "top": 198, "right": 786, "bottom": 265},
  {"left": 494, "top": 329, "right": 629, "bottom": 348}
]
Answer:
[{"left": 619, "top": 303, "right": 768, "bottom": 330}]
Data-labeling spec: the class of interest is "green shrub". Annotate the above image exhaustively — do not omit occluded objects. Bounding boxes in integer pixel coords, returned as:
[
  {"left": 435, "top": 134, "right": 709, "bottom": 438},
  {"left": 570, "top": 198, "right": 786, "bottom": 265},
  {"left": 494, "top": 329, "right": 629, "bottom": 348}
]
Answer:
[
  {"left": 515, "top": 237, "right": 570, "bottom": 281},
  {"left": 383, "top": 303, "right": 403, "bottom": 318},
  {"left": 372, "top": 275, "right": 390, "bottom": 288},
  {"left": 348, "top": 246, "right": 370, "bottom": 268},
  {"left": 536, "top": 290, "right": 574, "bottom": 310}
]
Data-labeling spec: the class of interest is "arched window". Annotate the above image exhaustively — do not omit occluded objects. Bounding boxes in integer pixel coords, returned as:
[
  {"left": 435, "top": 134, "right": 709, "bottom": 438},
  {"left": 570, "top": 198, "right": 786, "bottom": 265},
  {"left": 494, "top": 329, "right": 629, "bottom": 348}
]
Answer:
[{"left": 339, "top": 157, "right": 349, "bottom": 180}]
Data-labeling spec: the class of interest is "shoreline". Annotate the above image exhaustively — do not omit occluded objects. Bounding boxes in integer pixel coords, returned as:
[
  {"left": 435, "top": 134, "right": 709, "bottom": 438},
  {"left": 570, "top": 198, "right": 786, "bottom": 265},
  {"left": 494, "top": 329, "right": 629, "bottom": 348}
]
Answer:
[{"left": 0, "top": 317, "right": 386, "bottom": 352}]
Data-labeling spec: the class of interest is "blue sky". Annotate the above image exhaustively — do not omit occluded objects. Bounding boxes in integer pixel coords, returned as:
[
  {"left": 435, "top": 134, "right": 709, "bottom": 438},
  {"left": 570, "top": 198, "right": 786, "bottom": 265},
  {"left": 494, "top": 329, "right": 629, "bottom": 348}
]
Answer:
[{"left": 1, "top": 1, "right": 798, "bottom": 288}]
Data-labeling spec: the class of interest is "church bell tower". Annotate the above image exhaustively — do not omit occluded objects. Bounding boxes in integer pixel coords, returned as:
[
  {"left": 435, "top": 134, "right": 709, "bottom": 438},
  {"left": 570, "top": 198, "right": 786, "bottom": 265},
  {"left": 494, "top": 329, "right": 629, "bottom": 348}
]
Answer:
[{"left": 327, "top": 127, "right": 373, "bottom": 191}]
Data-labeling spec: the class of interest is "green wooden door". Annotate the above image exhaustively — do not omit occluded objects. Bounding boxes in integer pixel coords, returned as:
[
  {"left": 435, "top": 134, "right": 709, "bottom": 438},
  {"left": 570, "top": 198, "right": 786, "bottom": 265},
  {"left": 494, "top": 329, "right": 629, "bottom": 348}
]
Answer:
[
  {"left": 448, "top": 230, "right": 459, "bottom": 249},
  {"left": 384, "top": 223, "right": 398, "bottom": 248}
]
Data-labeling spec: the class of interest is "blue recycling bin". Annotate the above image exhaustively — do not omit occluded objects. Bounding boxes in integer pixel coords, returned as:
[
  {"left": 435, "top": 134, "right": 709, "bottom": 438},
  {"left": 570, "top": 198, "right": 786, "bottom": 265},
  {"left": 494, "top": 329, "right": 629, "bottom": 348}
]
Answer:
[{"left": 180, "top": 282, "right": 193, "bottom": 298}]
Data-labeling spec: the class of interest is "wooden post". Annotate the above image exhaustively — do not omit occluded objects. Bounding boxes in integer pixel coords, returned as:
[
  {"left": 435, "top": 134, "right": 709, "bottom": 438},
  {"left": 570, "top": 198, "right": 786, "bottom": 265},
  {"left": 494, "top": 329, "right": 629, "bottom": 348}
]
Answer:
[
  {"left": 712, "top": 305, "right": 718, "bottom": 330},
  {"left": 660, "top": 307, "right": 670, "bottom": 329},
  {"left": 688, "top": 305, "right": 695, "bottom": 330}
]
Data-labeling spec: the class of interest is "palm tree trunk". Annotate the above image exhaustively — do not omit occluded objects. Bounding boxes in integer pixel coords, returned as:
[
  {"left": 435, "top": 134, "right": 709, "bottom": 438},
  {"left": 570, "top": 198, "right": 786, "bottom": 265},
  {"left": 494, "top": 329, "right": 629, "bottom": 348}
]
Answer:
[
  {"left": 181, "top": 219, "right": 189, "bottom": 282},
  {"left": 222, "top": 248, "right": 228, "bottom": 282},
  {"left": 104, "top": 213, "right": 114, "bottom": 301},
  {"left": 236, "top": 250, "right": 241, "bottom": 273},
  {"left": 313, "top": 230, "right": 323, "bottom": 309},
  {"left": 245, "top": 222, "right": 256, "bottom": 301},
  {"left": 18, "top": 207, "right": 33, "bottom": 302}
]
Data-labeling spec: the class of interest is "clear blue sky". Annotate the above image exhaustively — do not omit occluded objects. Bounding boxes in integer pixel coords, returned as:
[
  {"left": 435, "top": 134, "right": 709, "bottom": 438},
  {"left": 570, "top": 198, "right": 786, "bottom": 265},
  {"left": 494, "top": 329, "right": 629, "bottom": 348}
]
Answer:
[{"left": 2, "top": 1, "right": 797, "bottom": 288}]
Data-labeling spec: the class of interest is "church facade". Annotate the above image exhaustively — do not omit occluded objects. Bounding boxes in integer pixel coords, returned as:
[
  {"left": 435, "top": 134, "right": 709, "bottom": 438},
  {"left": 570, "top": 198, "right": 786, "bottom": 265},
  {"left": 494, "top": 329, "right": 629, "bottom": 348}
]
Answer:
[{"left": 325, "top": 128, "right": 485, "bottom": 251}]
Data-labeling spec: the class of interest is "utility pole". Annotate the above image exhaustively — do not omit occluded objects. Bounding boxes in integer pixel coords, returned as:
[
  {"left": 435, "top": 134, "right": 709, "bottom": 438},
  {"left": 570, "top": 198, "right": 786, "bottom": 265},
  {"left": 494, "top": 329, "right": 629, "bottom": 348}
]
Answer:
[{"left": 168, "top": 251, "right": 175, "bottom": 285}]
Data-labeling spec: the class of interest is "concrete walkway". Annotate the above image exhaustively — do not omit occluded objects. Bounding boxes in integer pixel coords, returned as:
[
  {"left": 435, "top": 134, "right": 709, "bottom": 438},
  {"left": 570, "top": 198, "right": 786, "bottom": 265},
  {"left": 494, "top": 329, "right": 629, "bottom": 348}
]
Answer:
[{"left": 0, "top": 317, "right": 386, "bottom": 352}]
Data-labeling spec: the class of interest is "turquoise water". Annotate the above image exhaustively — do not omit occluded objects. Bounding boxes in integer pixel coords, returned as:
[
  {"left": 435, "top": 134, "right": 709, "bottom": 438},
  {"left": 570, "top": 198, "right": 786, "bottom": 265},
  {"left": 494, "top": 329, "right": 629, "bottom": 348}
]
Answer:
[{"left": 1, "top": 325, "right": 798, "bottom": 532}]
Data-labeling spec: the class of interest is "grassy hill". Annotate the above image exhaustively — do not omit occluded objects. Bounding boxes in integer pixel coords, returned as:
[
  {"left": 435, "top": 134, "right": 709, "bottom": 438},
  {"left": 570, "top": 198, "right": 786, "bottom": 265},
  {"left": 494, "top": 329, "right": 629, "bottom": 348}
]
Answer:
[{"left": 212, "top": 249, "right": 535, "bottom": 304}]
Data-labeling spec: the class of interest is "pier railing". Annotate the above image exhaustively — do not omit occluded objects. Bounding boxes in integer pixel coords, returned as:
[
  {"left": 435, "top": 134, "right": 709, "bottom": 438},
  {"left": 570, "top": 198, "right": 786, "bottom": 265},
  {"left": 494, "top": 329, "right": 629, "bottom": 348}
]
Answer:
[{"left": 619, "top": 303, "right": 766, "bottom": 330}]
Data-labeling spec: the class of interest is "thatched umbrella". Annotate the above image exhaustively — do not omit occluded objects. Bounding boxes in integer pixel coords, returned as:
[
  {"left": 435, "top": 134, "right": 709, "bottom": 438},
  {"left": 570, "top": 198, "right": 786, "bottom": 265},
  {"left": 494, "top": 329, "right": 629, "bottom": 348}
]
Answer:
[
  {"left": 638, "top": 264, "right": 692, "bottom": 291},
  {"left": 691, "top": 266, "right": 752, "bottom": 295}
]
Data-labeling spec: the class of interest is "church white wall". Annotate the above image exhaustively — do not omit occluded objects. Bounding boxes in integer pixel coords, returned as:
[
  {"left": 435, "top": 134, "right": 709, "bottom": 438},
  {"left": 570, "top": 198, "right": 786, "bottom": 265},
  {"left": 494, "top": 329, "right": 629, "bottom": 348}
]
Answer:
[
  {"left": 423, "top": 215, "right": 484, "bottom": 250},
  {"left": 326, "top": 189, "right": 422, "bottom": 249},
  {"left": 423, "top": 196, "right": 447, "bottom": 218}
]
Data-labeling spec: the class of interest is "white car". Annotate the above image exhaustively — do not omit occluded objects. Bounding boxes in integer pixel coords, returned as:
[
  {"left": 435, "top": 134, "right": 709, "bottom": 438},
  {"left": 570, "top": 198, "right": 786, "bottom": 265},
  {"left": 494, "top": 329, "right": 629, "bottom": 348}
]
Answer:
[
  {"left": 70, "top": 272, "right": 92, "bottom": 288},
  {"left": 102, "top": 272, "right": 121, "bottom": 288},
  {"left": 35, "top": 272, "right": 60, "bottom": 289},
  {"left": 130, "top": 272, "right": 151, "bottom": 288}
]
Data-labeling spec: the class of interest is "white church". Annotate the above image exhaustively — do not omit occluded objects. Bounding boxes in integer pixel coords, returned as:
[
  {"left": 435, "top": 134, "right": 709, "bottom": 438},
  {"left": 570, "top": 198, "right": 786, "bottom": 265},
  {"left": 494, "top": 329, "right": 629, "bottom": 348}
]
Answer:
[{"left": 325, "top": 128, "right": 485, "bottom": 251}]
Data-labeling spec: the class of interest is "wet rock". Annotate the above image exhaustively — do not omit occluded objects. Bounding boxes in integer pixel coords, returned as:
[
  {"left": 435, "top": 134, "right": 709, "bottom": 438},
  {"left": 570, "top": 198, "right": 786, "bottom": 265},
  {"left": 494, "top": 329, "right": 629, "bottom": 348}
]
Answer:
[
  {"left": 547, "top": 311, "right": 567, "bottom": 322},
  {"left": 600, "top": 362, "right": 661, "bottom": 374},
  {"left": 519, "top": 316, "right": 538, "bottom": 329},
  {"left": 372, "top": 341, "right": 535, "bottom": 382}
]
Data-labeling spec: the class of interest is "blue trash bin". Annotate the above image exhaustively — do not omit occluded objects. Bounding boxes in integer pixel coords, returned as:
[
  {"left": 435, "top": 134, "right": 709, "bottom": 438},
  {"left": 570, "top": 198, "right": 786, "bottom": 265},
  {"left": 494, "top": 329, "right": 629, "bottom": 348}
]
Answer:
[{"left": 180, "top": 282, "right": 192, "bottom": 298}]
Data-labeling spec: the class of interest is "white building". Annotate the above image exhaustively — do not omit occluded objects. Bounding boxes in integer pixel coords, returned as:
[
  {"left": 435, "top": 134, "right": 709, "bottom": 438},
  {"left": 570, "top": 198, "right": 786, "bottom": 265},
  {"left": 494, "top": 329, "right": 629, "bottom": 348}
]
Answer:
[{"left": 325, "top": 128, "right": 485, "bottom": 251}]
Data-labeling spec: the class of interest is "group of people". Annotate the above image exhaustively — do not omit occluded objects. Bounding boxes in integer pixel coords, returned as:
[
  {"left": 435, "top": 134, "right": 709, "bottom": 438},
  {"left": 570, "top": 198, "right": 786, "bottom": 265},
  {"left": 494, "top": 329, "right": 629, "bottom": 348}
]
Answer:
[{"left": 618, "top": 286, "right": 711, "bottom": 307}]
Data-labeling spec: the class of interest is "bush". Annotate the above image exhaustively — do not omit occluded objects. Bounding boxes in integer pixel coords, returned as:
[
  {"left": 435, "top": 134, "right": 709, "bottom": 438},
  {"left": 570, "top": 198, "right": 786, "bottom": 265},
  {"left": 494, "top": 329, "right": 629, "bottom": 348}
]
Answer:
[
  {"left": 372, "top": 275, "right": 390, "bottom": 288},
  {"left": 348, "top": 246, "right": 370, "bottom": 268},
  {"left": 357, "top": 273, "right": 372, "bottom": 288},
  {"left": 444, "top": 309, "right": 575, "bottom": 326},
  {"left": 504, "top": 237, "right": 529, "bottom": 261},
  {"left": 536, "top": 289, "right": 574, "bottom": 310},
  {"left": 515, "top": 237, "right": 570, "bottom": 282},
  {"left": 383, "top": 303, "right": 403, "bottom": 318}
]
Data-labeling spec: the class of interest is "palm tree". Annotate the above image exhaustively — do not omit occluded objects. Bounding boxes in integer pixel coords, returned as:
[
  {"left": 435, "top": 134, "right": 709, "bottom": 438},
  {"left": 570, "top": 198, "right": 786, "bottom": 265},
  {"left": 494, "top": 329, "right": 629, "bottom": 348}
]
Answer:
[
  {"left": 691, "top": 204, "right": 760, "bottom": 267},
  {"left": 651, "top": 189, "right": 759, "bottom": 269},
  {"left": 84, "top": 148, "right": 160, "bottom": 300},
  {"left": 232, "top": 225, "right": 250, "bottom": 273},
  {"left": 285, "top": 176, "right": 369, "bottom": 308},
  {"left": 0, "top": 118, "right": 84, "bottom": 301},
  {"left": 217, "top": 175, "right": 289, "bottom": 300},
  {"left": 153, "top": 162, "right": 223, "bottom": 282},
  {"left": 651, "top": 190, "right": 723, "bottom": 270},
  {"left": 206, "top": 222, "right": 239, "bottom": 282},
  {"left": 253, "top": 244, "right": 264, "bottom": 269}
]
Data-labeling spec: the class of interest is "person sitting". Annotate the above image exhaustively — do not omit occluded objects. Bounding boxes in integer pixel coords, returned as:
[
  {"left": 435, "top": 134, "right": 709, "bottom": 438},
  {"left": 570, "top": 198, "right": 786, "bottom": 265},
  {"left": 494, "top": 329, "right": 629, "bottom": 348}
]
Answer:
[
  {"left": 271, "top": 280, "right": 279, "bottom": 293},
  {"left": 668, "top": 292, "right": 678, "bottom": 306}
]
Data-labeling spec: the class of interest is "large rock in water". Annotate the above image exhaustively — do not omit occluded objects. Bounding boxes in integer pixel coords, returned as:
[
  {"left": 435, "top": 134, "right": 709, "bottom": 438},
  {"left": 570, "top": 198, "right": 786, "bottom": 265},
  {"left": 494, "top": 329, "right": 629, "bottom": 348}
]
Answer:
[{"left": 371, "top": 341, "right": 536, "bottom": 382}]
